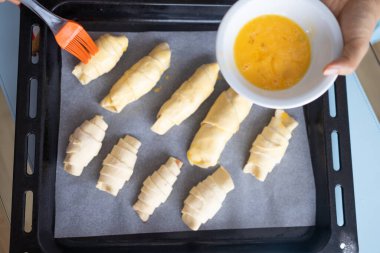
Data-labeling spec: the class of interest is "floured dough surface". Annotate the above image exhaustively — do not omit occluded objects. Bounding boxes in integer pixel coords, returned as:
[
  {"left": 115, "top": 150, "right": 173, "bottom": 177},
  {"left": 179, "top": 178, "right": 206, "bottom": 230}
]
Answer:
[
  {"left": 64, "top": 115, "right": 108, "bottom": 176},
  {"left": 133, "top": 157, "right": 183, "bottom": 222},
  {"left": 182, "top": 167, "right": 234, "bottom": 231},
  {"left": 97, "top": 135, "right": 141, "bottom": 196},
  {"left": 243, "top": 109, "right": 299, "bottom": 181}
]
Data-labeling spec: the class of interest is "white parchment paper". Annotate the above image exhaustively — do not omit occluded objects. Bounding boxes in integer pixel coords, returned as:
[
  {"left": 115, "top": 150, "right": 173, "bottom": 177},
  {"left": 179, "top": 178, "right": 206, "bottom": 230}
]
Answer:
[{"left": 55, "top": 31, "right": 316, "bottom": 238}]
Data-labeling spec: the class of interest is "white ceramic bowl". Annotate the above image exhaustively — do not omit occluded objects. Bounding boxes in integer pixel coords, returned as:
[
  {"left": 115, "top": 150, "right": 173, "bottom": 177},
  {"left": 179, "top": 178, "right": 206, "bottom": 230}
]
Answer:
[{"left": 216, "top": 0, "right": 343, "bottom": 109}]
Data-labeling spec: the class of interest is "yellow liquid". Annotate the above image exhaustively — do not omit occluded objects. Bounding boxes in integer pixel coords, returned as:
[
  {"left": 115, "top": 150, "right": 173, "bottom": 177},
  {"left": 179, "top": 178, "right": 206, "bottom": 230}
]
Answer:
[{"left": 234, "top": 15, "right": 311, "bottom": 90}]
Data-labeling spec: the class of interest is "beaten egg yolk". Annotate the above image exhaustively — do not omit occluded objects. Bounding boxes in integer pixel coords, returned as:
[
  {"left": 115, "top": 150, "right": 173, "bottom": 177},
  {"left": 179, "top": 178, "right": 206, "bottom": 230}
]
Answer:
[{"left": 234, "top": 15, "right": 311, "bottom": 90}]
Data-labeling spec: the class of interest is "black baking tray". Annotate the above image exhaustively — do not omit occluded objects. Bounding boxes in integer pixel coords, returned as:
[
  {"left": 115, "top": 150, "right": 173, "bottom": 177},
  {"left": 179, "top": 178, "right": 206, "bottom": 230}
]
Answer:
[{"left": 10, "top": 0, "right": 358, "bottom": 252}]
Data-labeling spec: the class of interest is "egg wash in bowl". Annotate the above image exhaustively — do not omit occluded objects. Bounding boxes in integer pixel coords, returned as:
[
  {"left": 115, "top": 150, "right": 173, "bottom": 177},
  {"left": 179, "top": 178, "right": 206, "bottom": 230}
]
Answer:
[
  {"left": 234, "top": 15, "right": 311, "bottom": 90},
  {"left": 216, "top": 0, "right": 343, "bottom": 109}
]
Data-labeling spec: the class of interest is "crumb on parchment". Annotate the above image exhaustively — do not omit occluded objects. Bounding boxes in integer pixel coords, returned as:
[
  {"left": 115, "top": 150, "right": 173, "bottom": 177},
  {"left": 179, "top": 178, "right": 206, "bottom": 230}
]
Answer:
[
  {"left": 217, "top": 73, "right": 223, "bottom": 82},
  {"left": 154, "top": 75, "right": 170, "bottom": 93}
]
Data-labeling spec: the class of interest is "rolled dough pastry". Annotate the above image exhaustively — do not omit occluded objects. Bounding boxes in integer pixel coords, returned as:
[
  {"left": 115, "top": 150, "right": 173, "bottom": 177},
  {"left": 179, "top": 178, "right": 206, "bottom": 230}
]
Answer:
[
  {"left": 243, "top": 109, "right": 298, "bottom": 181},
  {"left": 133, "top": 157, "right": 183, "bottom": 222},
  {"left": 151, "top": 63, "right": 219, "bottom": 135},
  {"left": 100, "top": 42, "right": 171, "bottom": 113},
  {"left": 72, "top": 34, "right": 128, "bottom": 85},
  {"left": 187, "top": 88, "right": 252, "bottom": 168},
  {"left": 182, "top": 166, "right": 234, "bottom": 231},
  {"left": 96, "top": 135, "right": 141, "bottom": 196},
  {"left": 64, "top": 115, "right": 108, "bottom": 176}
]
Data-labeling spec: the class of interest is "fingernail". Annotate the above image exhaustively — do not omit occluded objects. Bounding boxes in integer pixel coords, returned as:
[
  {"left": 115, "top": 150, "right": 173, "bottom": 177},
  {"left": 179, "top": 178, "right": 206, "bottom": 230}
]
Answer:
[{"left": 323, "top": 67, "right": 339, "bottom": 76}]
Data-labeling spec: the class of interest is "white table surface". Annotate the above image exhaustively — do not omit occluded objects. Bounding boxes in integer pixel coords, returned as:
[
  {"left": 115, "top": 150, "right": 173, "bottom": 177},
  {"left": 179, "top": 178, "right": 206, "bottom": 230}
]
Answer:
[{"left": 0, "top": 2, "right": 379, "bottom": 252}]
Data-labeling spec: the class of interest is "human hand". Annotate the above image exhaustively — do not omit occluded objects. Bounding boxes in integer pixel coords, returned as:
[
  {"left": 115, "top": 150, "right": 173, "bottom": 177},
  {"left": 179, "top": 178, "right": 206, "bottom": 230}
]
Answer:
[
  {"left": 0, "top": 0, "right": 20, "bottom": 4},
  {"left": 323, "top": 0, "right": 380, "bottom": 75}
]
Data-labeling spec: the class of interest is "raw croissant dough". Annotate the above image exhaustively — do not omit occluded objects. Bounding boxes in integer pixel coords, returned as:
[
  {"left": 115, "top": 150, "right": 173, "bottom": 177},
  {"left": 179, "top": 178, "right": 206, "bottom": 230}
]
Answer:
[
  {"left": 151, "top": 63, "right": 219, "bottom": 135},
  {"left": 64, "top": 115, "right": 108, "bottom": 176},
  {"left": 72, "top": 34, "right": 129, "bottom": 85},
  {"left": 96, "top": 135, "right": 141, "bottom": 196},
  {"left": 243, "top": 109, "right": 298, "bottom": 181},
  {"left": 133, "top": 157, "right": 183, "bottom": 222},
  {"left": 101, "top": 43, "right": 171, "bottom": 113},
  {"left": 182, "top": 166, "right": 234, "bottom": 231},
  {"left": 187, "top": 88, "right": 252, "bottom": 168}
]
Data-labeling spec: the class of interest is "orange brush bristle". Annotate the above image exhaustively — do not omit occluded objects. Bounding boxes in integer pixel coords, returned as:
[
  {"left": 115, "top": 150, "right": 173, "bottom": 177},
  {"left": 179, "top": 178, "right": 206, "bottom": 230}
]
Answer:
[{"left": 55, "top": 21, "right": 98, "bottom": 64}]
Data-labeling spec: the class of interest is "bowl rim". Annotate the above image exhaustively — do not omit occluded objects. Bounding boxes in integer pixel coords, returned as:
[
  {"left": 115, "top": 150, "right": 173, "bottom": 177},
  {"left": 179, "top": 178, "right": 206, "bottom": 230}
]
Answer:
[{"left": 216, "top": 0, "right": 343, "bottom": 109}]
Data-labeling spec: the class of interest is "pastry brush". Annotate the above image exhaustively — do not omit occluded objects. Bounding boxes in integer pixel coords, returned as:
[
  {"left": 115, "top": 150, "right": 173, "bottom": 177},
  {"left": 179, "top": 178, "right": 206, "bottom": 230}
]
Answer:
[{"left": 9, "top": 0, "right": 98, "bottom": 63}]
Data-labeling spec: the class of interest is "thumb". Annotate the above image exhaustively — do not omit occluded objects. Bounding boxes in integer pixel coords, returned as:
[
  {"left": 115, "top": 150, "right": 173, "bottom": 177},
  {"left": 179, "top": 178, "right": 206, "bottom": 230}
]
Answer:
[
  {"left": 4, "top": 0, "right": 20, "bottom": 4},
  {"left": 323, "top": 38, "right": 369, "bottom": 76}
]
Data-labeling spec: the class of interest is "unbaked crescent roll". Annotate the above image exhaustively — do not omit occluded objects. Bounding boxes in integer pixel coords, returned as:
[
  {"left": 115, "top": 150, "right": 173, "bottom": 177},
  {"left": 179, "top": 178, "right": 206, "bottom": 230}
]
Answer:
[
  {"left": 64, "top": 115, "right": 108, "bottom": 176},
  {"left": 182, "top": 166, "right": 234, "bottom": 231},
  {"left": 72, "top": 34, "right": 129, "bottom": 85},
  {"left": 151, "top": 63, "right": 219, "bottom": 135},
  {"left": 133, "top": 157, "right": 183, "bottom": 222},
  {"left": 96, "top": 135, "right": 141, "bottom": 196},
  {"left": 243, "top": 109, "right": 298, "bottom": 181},
  {"left": 100, "top": 43, "right": 171, "bottom": 113},
  {"left": 187, "top": 88, "right": 252, "bottom": 168}
]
